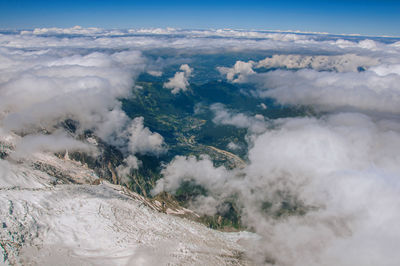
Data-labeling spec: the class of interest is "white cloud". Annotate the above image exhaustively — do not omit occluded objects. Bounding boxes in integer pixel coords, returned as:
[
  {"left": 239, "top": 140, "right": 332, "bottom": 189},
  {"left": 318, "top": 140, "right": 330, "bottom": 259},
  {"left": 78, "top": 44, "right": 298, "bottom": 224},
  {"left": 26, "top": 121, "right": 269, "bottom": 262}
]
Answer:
[
  {"left": 3, "top": 27, "right": 400, "bottom": 265},
  {"left": 125, "top": 117, "right": 165, "bottom": 156},
  {"left": 179, "top": 63, "right": 193, "bottom": 76},
  {"left": 257, "top": 54, "right": 379, "bottom": 72},
  {"left": 227, "top": 142, "right": 241, "bottom": 151},
  {"left": 149, "top": 29, "right": 400, "bottom": 265},
  {"left": 101, "top": 116, "right": 166, "bottom": 178},
  {"left": 154, "top": 112, "right": 400, "bottom": 265},
  {"left": 31, "top": 25, "right": 105, "bottom": 35},
  {"left": 217, "top": 60, "right": 255, "bottom": 83},
  {"left": 11, "top": 131, "right": 95, "bottom": 160},
  {"left": 133, "top": 27, "right": 178, "bottom": 35},
  {"left": 0, "top": 49, "right": 145, "bottom": 134},
  {"left": 147, "top": 70, "right": 163, "bottom": 77},
  {"left": 210, "top": 103, "right": 267, "bottom": 134},
  {"left": 163, "top": 64, "right": 193, "bottom": 94},
  {"left": 3, "top": 27, "right": 399, "bottom": 59},
  {"left": 370, "top": 63, "right": 400, "bottom": 76},
  {"left": 257, "top": 68, "right": 400, "bottom": 114},
  {"left": 259, "top": 103, "right": 268, "bottom": 110},
  {"left": 116, "top": 155, "right": 141, "bottom": 183},
  {"left": 152, "top": 155, "right": 231, "bottom": 198},
  {"left": 0, "top": 33, "right": 166, "bottom": 173},
  {"left": 218, "top": 52, "right": 400, "bottom": 115}
]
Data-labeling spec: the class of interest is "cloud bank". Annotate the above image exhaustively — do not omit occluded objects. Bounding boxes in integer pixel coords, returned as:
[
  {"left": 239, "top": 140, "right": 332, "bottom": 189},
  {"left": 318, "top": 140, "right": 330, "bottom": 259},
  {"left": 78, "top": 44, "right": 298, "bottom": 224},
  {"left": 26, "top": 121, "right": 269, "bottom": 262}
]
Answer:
[
  {"left": 218, "top": 51, "right": 400, "bottom": 115},
  {"left": 0, "top": 32, "right": 166, "bottom": 175},
  {"left": 257, "top": 54, "right": 378, "bottom": 72},
  {"left": 155, "top": 113, "right": 400, "bottom": 265}
]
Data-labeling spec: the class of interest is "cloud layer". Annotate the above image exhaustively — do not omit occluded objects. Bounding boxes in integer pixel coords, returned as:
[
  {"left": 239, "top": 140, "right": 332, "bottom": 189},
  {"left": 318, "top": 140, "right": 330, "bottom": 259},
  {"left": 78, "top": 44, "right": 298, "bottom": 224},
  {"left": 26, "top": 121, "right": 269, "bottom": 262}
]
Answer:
[
  {"left": 154, "top": 112, "right": 400, "bottom": 265},
  {"left": 151, "top": 28, "right": 400, "bottom": 265},
  {"left": 218, "top": 51, "right": 400, "bottom": 115},
  {"left": 2, "top": 27, "right": 400, "bottom": 265},
  {"left": 0, "top": 32, "right": 166, "bottom": 173}
]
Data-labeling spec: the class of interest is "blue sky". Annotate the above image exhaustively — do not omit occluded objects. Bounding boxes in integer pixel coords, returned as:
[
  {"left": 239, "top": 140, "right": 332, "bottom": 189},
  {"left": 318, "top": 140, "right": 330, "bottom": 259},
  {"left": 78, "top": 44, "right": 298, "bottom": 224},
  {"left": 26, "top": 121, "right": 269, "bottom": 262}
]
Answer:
[{"left": 0, "top": 0, "right": 399, "bottom": 36}]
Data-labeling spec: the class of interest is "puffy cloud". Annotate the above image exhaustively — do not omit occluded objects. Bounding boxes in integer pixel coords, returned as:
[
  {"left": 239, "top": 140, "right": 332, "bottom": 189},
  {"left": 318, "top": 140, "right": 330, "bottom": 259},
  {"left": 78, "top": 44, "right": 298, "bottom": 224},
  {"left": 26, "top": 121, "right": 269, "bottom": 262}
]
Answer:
[
  {"left": 179, "top": 63, "right": 193, "bottom": 76},
  {"left": 147, "top": 70, "right": 163, "bottom": 77},
  {"left": 3, "top": 27, "right": 400, "bottom": 265},
  {"left": 31, "top": 25, "right": 105, "bottom": 36},
  {"left": 259, "top": 103, "right": 268, "bottom": 110},
  {"left": 107, "top": 117, "right": 165, "bottom": 181},
  {"left": 163, "top": 64, "right": 193, "bottom": 94},
  {"left": 218, "top": 52, "right": 400, "bottom": 115},
  {"left": 151, "top": 29, "right": 400, "bottom": 265},
  {"left": 153, "top": 155, "right": 231, "bottom": 197},
  {"left": 210, "top": 103, "right": 267, "bottom": 134},
  {"left": 154, "top": 113, "right": 400, "bottom": 265},
  {"left": 217, "top": 60, "right": 255, "bottom": 83},
  {"left": 0, "top": 49, "right": 145, "bottom": 134},
  {"left": 227, "top": 142, "right": 241, "bottom": 151},
  {"left": 130, "top": 27, "right": 178, "bottom": 35},
  {"left": 256, "top": 68, "right": 400, "bottom": 114},
  {"left": 257, "top": 54, "right": 379, "bottom": 72},
  {"left": 164, "top": 72, "right": 188, "bottom": 94},
  {"left": 0, "top": 32, "right": 167, "bottom": 174},
  {"left": 370, "top": 63, "right": 400, "bottom": 76},
  {"left": 125, "top": 117, "right": 165, "bottom": 156}
]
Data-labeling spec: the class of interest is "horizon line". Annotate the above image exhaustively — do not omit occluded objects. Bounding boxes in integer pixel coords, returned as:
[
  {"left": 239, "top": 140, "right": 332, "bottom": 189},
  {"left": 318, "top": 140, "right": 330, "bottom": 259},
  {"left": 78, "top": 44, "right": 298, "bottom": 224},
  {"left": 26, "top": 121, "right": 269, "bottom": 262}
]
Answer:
[{"left": 1, "top": 26, "right": 399, "bottom": 39}]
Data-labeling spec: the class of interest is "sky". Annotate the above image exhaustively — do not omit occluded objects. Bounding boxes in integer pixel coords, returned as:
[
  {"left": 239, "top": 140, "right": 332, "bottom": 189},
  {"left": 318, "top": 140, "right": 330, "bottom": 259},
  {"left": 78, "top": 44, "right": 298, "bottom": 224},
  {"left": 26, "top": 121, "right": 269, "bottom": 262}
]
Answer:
[{"left": 0, "top": 0, "right": 399, "bottom": 36}]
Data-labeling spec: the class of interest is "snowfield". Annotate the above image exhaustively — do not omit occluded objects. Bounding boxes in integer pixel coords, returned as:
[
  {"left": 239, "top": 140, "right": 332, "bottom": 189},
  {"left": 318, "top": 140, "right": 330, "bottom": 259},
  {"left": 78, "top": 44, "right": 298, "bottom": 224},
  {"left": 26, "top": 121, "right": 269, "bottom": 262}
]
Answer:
[{"left": 0, "top": 139, "right": 251, "bottom": 265}]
